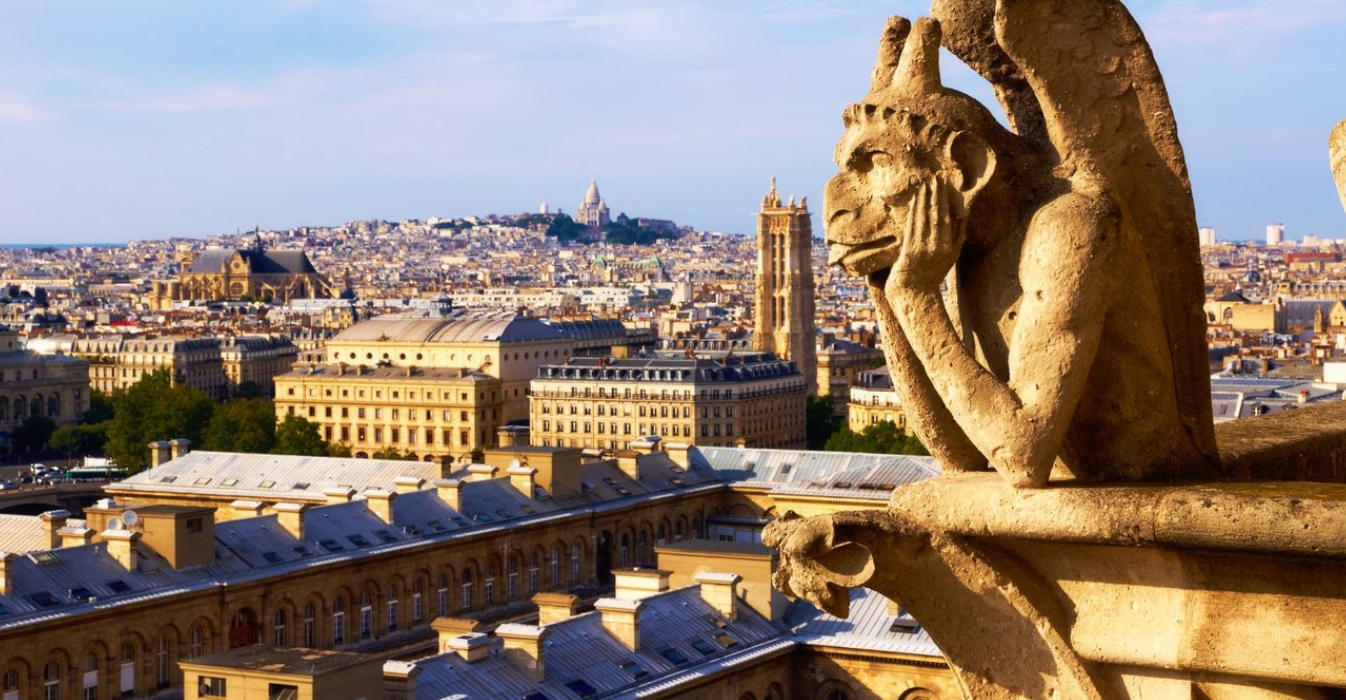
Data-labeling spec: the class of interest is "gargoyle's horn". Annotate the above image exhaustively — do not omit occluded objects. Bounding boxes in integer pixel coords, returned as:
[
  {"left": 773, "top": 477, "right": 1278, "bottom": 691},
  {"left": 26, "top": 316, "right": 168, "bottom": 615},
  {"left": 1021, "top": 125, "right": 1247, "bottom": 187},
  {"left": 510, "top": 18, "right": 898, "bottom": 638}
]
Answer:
[
  {"left": 892, "top": 17, "right": 942, "bottom": 94},
  {"left": 871, "top": 16, "right": 911, "bottom": 94}
]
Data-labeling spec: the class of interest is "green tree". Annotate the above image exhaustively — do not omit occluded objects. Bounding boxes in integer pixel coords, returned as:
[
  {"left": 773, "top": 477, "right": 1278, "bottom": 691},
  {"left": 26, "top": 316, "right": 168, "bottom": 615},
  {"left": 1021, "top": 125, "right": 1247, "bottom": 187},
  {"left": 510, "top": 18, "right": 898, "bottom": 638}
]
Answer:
[
  {"left": 327, "top": 443, "right": 353, "bottom": 458},
  {"left": 104, "top": 369, "right": 216, "bottom": 473},
  {"left": 272, "top": 415, "right": 331, "bottom": 457},
  {"left": 50, "top": 423, "right": 110, "bottom": 457},
  {"left": 369, "top": 446, "right": 419, "bottom": 461},
  {"left": 12, "top": 414, "right": 57, "bottom": 453},
  {"left": 545, "top": 214, "right": 587, "bottom": 242},
  {"left": 231, "top": 381, "right": 266, "bottom": 400},
  {"left": 824, "top": 420, "right": 929, "bottom": 456},
  {"left": 83, "top": 390, "right": 115, "bottom": 424},
  {"left": 202, "top": 398, "right": 277, "bottom": 454},
  {"left": 805, "top": 395, "right": 843, "bottom": 450}
]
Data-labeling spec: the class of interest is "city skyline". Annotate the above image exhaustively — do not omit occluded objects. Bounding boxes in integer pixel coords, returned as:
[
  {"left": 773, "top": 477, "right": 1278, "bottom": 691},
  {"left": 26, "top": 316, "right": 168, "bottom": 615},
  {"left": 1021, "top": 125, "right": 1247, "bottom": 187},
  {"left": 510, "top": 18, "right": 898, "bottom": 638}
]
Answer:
[{"left": 1, "top": 0, "right": 1345, "bottom": 244}]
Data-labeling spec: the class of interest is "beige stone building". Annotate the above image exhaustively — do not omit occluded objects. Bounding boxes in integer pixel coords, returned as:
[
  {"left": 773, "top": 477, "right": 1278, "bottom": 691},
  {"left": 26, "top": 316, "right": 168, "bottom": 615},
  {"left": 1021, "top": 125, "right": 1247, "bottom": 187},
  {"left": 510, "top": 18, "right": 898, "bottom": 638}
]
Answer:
[
  {"left": 0, "top": 327, "right": 90, "bottom": 436},
  {"left": 753, "top": 178, "right": 817, "bottom": 395},
  {"left": 179, "top": 647, "right": 384, "bottom": 700},
  {"left": 274, "top": 364, "right": 504, "bottom": 460},
  {"left": 846, "top": 368, "right": 907, "bottom": 435},
  {"left": 319, "top": 313, "right": 628, "bottom": 424},
  {"left": 148, "top": 245, "right": 336, "bottom": 309},
  {"left": 0, "top": 442, "right": 939, "bottom": 700},
  {"left": 69, "top": 335, "right": 229, "bottom": 399},
  {"left": 816, "top": 338, "right": 884, "bottom": 410},
  {"left": 219, "top": 336, "right": 300, "bottom": 399},
  {"left": 528, "top": 352, "right": 808, "bottom": 451}
]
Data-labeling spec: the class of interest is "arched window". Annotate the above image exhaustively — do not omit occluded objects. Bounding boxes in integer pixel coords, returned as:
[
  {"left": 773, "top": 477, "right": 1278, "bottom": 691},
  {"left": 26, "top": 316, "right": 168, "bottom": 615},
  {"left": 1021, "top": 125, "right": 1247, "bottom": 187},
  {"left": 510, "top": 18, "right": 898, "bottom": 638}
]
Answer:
[
  {"left": 412, "top": 580, "right": 424, "bottom": 623},
  {"left": 550, "top": 548, "right": 560, "bottom": 587},
  {"left": 507, "top": 558, "right": 519, "bottom": 599},
  {"left": 360, "top": 591, "right": 374, "bottom": 640},
  {"left": 461, "top": 569, "right": 474, "bottom": 611},
  {"left": 29, "top": 396, "right": 39, "bottom": 418},
  {"left": 0, "top": 397, "right": 9, "bottom": 421},
  {"left": 571, "top": 544, "right": 580, "bottom": 583},
  {"left": 638, "top": 531, "right": 650, "bottom": 565},
  {"left": 120, "top": 643, "right": 136, "bottom": 698},
  {"left": 332, "top": 597, "right": 347, "bottom": 646},
  {"left": 529, "top": 553, "right": 539, "bottom": 594},
  {"left": 47, "top": 394, "right": 60, "bottom": 418},
  {"left": 386, "top": 584, "right": 400, "bottom": 633},
  {"left": 13, "top": 395, "right": 25, "bottom": 419},
  {"left": 437, "top": 575, "right": 449, "bottom": 618},
  {"left": 42, "top": 662, "right": 60, "bottom": 700},
  {"left": 303, "top": 604, "right": 316, "bottom": 648},
  {"left": 83, "top": 651, "right": 99, "bottom": 700},
  {"left": 190, "top": 625, "right": 205, "bottom": 657},
  {"left": 157, "top": 635, "right": 172, "bottom": 689},
  {"left": 274, "top": 608, "right": 288, "bottom": 647},
  {"left": 485, "top": 563, "right": 496, "bottom": 605},
  {"left": 620, "top": 534, "right": 630, "bottom": 568},
  {"left": 4, "top": 668, "right": 20, "bottom": 693}
]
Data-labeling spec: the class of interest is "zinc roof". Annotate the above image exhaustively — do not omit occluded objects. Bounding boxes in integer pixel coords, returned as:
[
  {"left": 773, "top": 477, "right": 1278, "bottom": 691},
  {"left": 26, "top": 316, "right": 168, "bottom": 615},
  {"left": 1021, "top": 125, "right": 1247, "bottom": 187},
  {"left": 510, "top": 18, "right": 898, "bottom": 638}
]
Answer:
[
  {"left": 694, "top": 447, "right": 939, "bottom": 494},
  {"left": 0, "top": 515, "right": 48, "bottom": 554},
  {"left": 786, "top": 585, "right": 941, "bottom": 658}
]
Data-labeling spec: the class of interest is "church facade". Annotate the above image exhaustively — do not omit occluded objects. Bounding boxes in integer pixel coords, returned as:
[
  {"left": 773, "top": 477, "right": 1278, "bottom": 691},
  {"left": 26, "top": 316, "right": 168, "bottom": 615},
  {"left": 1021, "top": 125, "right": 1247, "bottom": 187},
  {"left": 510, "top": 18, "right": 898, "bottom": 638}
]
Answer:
[{"left": 149, "top": 246, "right": 335, "bottom": 309}]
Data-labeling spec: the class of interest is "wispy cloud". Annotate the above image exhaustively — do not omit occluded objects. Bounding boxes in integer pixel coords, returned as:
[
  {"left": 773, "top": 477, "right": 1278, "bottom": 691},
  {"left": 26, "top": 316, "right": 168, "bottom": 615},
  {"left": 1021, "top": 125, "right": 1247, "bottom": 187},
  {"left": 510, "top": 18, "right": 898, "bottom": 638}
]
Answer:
[
  {"left": 1143, "top": 0, "right": 1346, "bottom": 44},
  {"left": 0, "top": 92, "right": 55, "bottom": 123}
]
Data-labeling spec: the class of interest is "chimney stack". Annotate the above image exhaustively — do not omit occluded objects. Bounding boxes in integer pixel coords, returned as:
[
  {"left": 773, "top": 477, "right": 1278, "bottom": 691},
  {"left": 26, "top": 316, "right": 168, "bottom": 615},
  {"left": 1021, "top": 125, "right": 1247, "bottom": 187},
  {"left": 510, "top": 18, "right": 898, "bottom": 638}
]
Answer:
[
  {"left": 496, "top": 624, "right": 550, "bottom": 680},
  {"left": 614, "top": 569, "right": 671, "bottom": 600},
  {"left": 435, "top": 479, "right": 463, "bottom": 511},
  {"left": 325, "top": 487, "right": 357, "bottom": 505},
  {"left": 595, "top": 598, "right": 643, "bottom": 650},
  {"left": 39, "top": 510, "right": 71, "bottom": 550},
  {"left": 533, "top": 592, "right": 580, "bottom": 625},
  {"left": 0, "top": 552, "right": 13, "bottom": 595},
  {"left": 274, "top": 503, "right": 306, "bottom": 540},
  {"left": 695, "top": 572, "right": 741, "bottom": 620},
  {"left": 148, "top": 441, "right": 172, "bottom": 468},
  {"left": 103, "top": 528, "right": 140, "bottom": 572},
  {"left": 169, "top": 438, "right": 191, "bottom": 460},
  {"left": 665, "top": 443, "right": 692, "bottom": 471},
  {"left": 467, "top": 464, "right": 498, "bottom": 482},
  {"left": 230, "top": 500, "right": 265, "bottom": 520},
  {"left": 366, "top": 489, "right": 396, "bottom": 523},
  {"left": 394, "top": 476, "right": 425, "bottom": 494},
  {"left": 508, "top": 464, "right": 537, "bottom": 499},
  {"left": 615, "top": 451, "right": 641, "bottom": 481},
  {"left": 58, "top": 526, "right": 95, "bottom": 548},
  {"left": 446, "top": 632, "right": 491, "bottom": 663},
  {"left": 382, "top": 661, "right": 420, "bottom": 700},
  {"left": 433, "top": 618, "right": 483, "bottom": 654}
]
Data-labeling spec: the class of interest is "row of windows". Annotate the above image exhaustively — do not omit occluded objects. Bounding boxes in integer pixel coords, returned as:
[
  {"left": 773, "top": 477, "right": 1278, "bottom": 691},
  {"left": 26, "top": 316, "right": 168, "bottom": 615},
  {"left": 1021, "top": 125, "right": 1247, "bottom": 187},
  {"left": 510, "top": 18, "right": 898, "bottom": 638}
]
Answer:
[
  {"left": 288, "top": 386, "right": 493, "bottom": 402},
  {"left": 288, "top": 405, "right": 494, "bottom": 423}
]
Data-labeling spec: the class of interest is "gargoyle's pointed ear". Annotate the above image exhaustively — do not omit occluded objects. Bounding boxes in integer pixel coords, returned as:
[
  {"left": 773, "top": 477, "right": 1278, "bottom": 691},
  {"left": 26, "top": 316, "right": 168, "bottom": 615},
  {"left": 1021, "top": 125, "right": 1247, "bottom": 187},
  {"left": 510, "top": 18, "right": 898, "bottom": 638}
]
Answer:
[{"left": 871, "top": 16, "right": 912, "bottom": 93}]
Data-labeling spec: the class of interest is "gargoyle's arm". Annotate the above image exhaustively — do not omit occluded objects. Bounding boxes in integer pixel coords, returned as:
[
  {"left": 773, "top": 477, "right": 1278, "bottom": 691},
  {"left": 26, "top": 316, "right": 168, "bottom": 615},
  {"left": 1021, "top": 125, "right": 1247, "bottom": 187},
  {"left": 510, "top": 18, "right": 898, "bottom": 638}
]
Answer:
[
  {"left": 870, "top": 282, "right": 989, "bottom": 472},
  {"left": 890, "top": 192, "right": 1117, "bottom": 487}
]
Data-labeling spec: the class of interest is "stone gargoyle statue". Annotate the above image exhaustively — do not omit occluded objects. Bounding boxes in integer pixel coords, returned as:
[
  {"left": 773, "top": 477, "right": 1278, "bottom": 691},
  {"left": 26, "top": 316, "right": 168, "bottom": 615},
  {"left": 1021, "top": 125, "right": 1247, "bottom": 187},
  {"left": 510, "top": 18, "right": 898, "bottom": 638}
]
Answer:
[{"left": 821, "top": 0, "right": 1221, "bottom": 488}]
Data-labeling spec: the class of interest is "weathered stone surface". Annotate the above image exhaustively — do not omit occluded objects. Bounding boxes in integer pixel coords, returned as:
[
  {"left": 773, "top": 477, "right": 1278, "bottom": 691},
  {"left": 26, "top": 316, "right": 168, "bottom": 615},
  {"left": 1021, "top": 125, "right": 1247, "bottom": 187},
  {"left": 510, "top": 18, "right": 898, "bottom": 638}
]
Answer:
[
  {"left": 823, "top": 1, "right": 1219, "bottom": 488},
  {"left": 767, "top": 466, "right": 1346, "bottom": 699},
  {"left": 1332, "top": 119, "right": 1346, "bottom": 215}
]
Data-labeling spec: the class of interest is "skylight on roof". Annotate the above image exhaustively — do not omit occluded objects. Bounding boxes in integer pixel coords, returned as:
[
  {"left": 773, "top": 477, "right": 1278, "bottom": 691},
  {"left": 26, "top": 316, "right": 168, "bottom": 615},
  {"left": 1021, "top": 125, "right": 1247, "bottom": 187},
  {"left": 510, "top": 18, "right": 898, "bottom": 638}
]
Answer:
[
  {"left": 347, "top": 534, "right": 371, "bottom": 547},
  {"left": 564, "top": 679, "right": 597, "bottom": 700},
  {"left": 159, "top": 476, "right": 177, "bottom": 484},
  {"left": 689, "top": 639, "right": 716, "bottom": 656},
  {"left": 294, "top": 482, "right": 310, "bottom": 490},
  {"left": 0, "top": 602, "right": 9, "bottom": 615},
  {"left": 319, "top": 539, "right": 344, "bottom": 552},
  {"left": 28, "top": 592, "right": 59, "bottom": 608},
  {"left": 194, "top": 477, "right": 212, "bottom": 486},
  {"left": 373, "top": 530, "right": 397, "bottom": 543},
  {"left": 262, "top": 552, "right": 284, "bottom": 564},
  {"left": 259, "top": 480, "right": 276, "bottom": 490},
  {"left": 28, "top": 551, "right": 59, "bottom": 565},
  {"left": 68, "top": 587, "right": 94, "bottom": 601},
  {"left": 106, "top": 580, "right": 130, "bottom": 593},
  {"left": 619, "top": 661, "right": 649, "bottom": 679},
  {"left": 221, "top": 478, "right": 239, "bottom": 487},
  {"left": 657, "top": 647, "right": 689, "bottom": 665},
  {"left": 713, "top": 632, "right": 739, "bottom": 649}
]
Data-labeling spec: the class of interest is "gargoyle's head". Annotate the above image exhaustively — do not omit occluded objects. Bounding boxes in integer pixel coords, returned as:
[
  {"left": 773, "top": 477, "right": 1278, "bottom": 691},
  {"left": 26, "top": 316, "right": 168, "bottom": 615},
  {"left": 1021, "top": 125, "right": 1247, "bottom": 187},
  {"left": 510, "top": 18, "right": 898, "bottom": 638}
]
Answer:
[{"left": 824, "top": 17, "right": 1011, "bottom": 281}]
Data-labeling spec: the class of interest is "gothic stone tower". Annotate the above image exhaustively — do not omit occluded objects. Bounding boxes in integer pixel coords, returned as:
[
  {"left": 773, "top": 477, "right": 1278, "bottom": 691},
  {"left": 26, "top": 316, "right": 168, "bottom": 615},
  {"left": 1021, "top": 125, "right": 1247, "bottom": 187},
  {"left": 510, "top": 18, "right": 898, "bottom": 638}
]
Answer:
[{"left": 753, "top": 177, "right": 817, "bottom": 394}]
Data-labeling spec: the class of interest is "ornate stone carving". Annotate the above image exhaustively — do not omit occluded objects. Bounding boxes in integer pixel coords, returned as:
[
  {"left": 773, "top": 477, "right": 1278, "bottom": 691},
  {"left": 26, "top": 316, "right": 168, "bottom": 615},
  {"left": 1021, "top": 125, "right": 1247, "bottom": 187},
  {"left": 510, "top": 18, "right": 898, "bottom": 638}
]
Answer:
[{"left": 823, "top": 1, "right": 1220, "bottom": 488}]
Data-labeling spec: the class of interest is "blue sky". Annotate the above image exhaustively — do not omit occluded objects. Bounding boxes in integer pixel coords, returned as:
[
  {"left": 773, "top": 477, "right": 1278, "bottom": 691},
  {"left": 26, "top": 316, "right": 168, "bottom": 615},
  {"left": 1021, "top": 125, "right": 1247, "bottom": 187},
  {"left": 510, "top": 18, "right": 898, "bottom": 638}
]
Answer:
[{"left": 0, "top": 0, "right": 1343, "bottom": 244}]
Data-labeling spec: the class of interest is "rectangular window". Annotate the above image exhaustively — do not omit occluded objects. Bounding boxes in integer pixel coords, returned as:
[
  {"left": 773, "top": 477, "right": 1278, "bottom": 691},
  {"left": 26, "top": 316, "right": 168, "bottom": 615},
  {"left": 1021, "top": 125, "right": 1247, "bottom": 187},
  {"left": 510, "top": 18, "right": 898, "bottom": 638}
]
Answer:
[
  {"left": 387, "top": 600, "right": 399, "bottom": 632},
  {"left": 413, "top": 591, "right": 424, "bottom": 622},
  {"left": 360, "top": 605, "right": 372, "bottom": 640},
  {"left": 198, "top": 676, "right": 226, "bottom": 697},
  {"left": 333, "top": 611, "right": 346, "bottom": 645}
]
